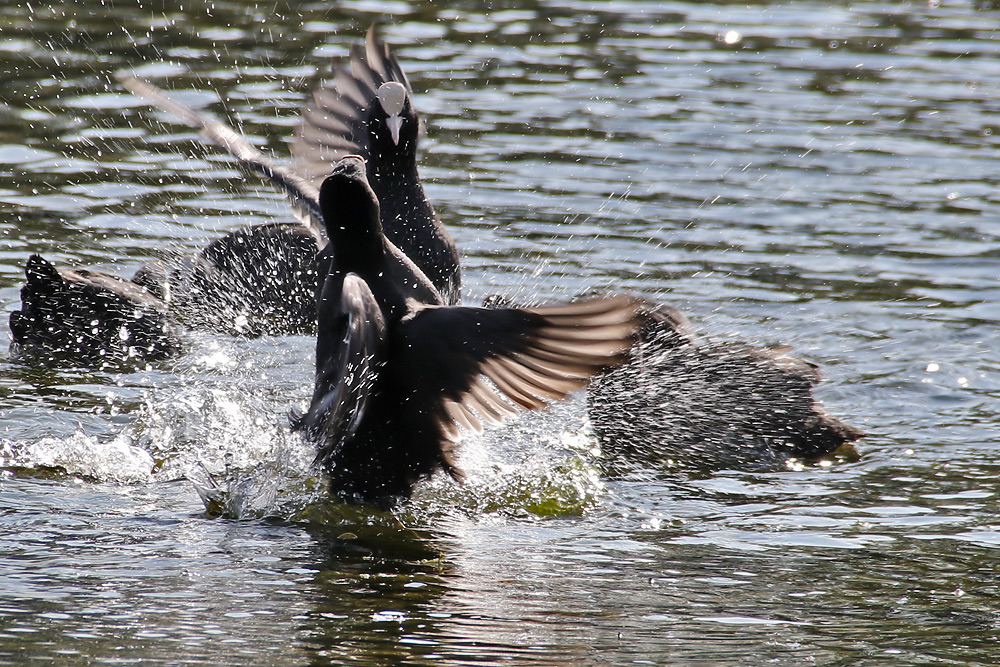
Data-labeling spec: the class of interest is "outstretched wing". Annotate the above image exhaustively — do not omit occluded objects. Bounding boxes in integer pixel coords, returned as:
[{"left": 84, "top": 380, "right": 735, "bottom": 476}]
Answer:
[
  {"left": 118, "top": 75, "right": 326, "bottom": 243},
  {"left": 291, "top": 25, "right": 413, "bottom": 188},
  {"left": 396, "top": 294, "right": 647, "bottom": 440},
  {"left": 293, "top": 274, "right": 385, "bottom": 467}
]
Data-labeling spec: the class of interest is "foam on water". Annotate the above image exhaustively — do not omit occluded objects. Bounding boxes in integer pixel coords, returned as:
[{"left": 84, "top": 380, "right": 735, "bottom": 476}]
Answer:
[
  {"left": 0, "top": 431, "right": 154, "bottom": 484},
  {"left": 124, "top": 373, "right": 324, "bottom": 519}
]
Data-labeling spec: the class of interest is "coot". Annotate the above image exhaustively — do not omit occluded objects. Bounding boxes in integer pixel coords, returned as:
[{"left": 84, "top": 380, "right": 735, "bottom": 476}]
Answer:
[
  {"left": 121, "top": 26, "right": 460, "bottom": 304},
  {"left": 9, "top": 254, "right": 182, "bottom": 367},
  {"left": 292, "top": 25, "right": 461, "bottom": 303},
  {"left": 588, "top": 304, "right": 864, "bottom": 472},
  {"left": 295, "top": 157, "right": 645, "bottom": 506}
]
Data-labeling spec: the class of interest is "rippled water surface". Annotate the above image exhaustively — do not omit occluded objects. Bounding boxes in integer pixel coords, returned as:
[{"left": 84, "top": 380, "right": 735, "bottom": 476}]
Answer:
[{"left": 2, "top": 1, "right": 999, "bottom": 664}]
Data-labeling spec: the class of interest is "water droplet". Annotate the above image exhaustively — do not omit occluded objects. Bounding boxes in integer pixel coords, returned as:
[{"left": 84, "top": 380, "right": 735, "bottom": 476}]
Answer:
[{"left": 372, "top": 610, "right": 407, "bottom": 623}]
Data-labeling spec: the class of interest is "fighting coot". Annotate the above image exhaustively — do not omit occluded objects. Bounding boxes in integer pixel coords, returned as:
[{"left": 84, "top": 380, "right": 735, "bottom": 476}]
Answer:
[
  {"left": 122, "top": 26, "right": 461, "bottom": 304},
  {"left": 9, "top": 254, "right": 182, "bottom": 367},
  {"left": 588, "top": 304, "right": 864, "bottom": 472},
  {"left": 292, "top": 25, "right": 461, "bottom": 304},
  {"left": 295, "top": 157, "right": 645, "bottom": 506}
]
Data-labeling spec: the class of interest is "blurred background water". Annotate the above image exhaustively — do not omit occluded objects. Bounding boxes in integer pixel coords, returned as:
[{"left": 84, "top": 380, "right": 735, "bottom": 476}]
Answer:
[{"left": 1, "top": 0, "right": 999, "bottom": 664}]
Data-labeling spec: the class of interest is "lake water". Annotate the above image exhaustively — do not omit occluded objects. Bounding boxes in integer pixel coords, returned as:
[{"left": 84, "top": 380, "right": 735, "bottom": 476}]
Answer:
[{"left": 1, "top": 1, "right": 999, "bottom": 664}]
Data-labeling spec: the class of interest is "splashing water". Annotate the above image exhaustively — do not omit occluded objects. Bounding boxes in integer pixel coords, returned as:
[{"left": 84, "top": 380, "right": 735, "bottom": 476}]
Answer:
[
  {"left": 409, "top": 394, "right": 607, "bottom": 523},
  {"left": 125, "top": 376, "right": 324, "bottom": 519},
  {"left": 0, "top": 430, "right": 154, "bottom": 484}
]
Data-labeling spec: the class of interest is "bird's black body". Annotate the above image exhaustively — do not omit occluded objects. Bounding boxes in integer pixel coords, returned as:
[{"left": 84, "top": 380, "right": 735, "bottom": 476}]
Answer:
[
  {"left": 167, "top": 222, "right": 321, "bottom": 337},
  {"left": 296, "top": 157, "right": 643, "bottom": 506},
  {"left": 588, "top": 304, "right": 865, "bottom": 472},
  {"left": 9, "top": 254, "right": 182, "bottom": 367}
]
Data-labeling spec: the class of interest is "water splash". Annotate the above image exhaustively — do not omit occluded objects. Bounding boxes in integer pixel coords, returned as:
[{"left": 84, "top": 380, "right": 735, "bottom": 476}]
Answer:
[
  {"left": 410, "top": 402, "right": 606, "bottom": 522},
  {"left": 0, "top": 430, "right": 154, "bottom": 483},
  {"left": 187, "top": 455, "right": 326, "bottom": 521},
  {"left": 120, "top": 378, "right": 322, "bottom": 519}
]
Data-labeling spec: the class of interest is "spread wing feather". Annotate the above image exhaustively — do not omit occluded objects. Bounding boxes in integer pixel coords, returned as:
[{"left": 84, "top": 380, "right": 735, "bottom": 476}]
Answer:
[
  {"left": 118, "top": 75, "right": 326, "bottom": 244},
  {"left": 396, "top": 294, "right": 646, "bottom": 438},
  {"left": 292, "top": 26, "right": 414, "bottom": 189}
]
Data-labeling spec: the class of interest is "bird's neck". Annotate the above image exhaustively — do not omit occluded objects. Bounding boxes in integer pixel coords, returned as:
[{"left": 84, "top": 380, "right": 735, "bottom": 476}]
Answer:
[
  {"left": 368, "top": 150, "right": 419, "bottom": 187},
  {"left": 369, "top": 161, "right": 433, "bottom": 233},
  {"left": 331, "top": 232, "right": 386, "bottom": 275}
]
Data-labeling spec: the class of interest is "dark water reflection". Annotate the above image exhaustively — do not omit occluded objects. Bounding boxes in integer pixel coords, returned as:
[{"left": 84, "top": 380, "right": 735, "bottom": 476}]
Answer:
[{"left": 2, "top": 0, "right": 1000, "bottom": 664}]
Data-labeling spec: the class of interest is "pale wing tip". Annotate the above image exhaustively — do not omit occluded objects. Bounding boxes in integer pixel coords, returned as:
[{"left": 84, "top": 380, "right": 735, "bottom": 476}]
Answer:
[{"left": 433, "top": 295, "right": 649, "bottom": 462}]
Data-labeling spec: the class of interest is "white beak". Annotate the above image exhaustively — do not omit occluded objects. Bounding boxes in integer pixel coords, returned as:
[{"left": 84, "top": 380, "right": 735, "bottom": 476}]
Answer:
[{"left": 386, "top": 115, "right": 403, "bottom": 145}]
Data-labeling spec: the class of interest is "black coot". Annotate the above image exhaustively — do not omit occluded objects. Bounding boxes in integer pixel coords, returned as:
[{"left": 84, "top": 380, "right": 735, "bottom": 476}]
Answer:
[
  {"left": 293, "top": 26, "right": 461, "bottom": 304},
  {"left": 121, "top": 26, "right": 460, "bottom": 304},
  {"left": 9, "top": 254, "right": 182, "bottom": 366},
  {"left": 295, "top": 157, "right": 644, "bottom": 506},
  {"left": 588, "top": 304, "right": 865, "bottom": 472}
]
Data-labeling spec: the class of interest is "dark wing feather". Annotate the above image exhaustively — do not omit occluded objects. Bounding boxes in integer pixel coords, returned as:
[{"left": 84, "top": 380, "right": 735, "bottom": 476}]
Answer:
[
  {"left": 293, "top": 274, "right": 386, "bottom": 467},
  {"left": 118, "top": 75, "right": 326, "bottom": 243},
  {"left": 291, "top": 26, "right": 413, "bottom": 189},
  {"left": 120, "top": 76, "right": 438, "bottom": 307},
  {"left": 301, "top": 98, "right": 357, "bottom": 140},
  {"left": 396, "top": 294, "right": 647, "bottom": 438},
  {"left": 373, "top": 28, "right": 412, "bottom": 90}
]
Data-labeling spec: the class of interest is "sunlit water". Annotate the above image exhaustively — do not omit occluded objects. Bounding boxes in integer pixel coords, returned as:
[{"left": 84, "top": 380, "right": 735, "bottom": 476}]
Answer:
[{"left": 1, "top": 1, "right": 999, "bottom": 664}]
